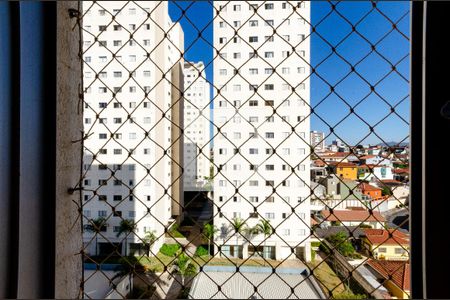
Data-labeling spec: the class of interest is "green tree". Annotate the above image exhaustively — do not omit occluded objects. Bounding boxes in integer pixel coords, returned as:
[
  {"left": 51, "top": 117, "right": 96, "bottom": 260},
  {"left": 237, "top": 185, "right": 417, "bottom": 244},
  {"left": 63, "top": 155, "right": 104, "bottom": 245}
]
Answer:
[
  {"left": 229, "top": 218, "right": 247, "bottom": 258},
  {"left": 142, "top": 230, "right": 157, "bottom": 257},
  {"left": 116, "top": 219, "right": 137, "bottom": 256},
  {"left": 85, "top": 217, "right": 107, "bottom": 256},
  {"left": 381, "top": 186, "right": 393, "bottom": 196},
  {"left": 173, "top": 253, "right": 197, "bottom": 286},
  {"left": 203, "top": 223, "right": 219, "bottom": 256},
  {"left": 256, "top": 219, "right": 273, "bottom": 262},
  {"left": 326, "top": 231, "right": 356, "bottom": 257}
]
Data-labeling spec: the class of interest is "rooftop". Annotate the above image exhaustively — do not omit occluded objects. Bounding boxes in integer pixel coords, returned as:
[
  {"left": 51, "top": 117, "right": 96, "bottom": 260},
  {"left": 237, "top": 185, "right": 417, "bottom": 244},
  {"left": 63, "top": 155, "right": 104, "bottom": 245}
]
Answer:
[
  {"left": 358, "top": 182, "right": 382, "bottom": 191},
  {"left": 328, "top": 162, "right": 358, "bottom": 168},
  {"left": 315, "top": 226, "right": 366, "bottom": 239},
  {"left": 188, "top": 266, "right": 324, "bottom": 299},
  {"left": 321, "top": 209, "right": 385, "bottom": 223},
  {"left": 366, "top": 259, "right": 411, "bottom": 292},
  {"left": 363, "top": 229, "right": 409, "bottom": 245}
]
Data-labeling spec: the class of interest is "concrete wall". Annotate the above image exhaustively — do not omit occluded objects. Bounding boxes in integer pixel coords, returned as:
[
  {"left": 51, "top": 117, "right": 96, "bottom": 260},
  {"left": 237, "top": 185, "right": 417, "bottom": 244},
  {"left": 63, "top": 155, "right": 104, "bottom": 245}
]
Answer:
[{"left": 55, "top": 2, "right": 83, "bottom": 298}]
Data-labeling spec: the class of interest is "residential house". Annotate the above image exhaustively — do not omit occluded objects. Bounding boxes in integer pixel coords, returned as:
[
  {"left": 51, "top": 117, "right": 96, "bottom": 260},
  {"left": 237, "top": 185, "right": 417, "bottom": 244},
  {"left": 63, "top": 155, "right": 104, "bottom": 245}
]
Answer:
[
  {"left": 366, "top": 259, "right": 410, "bottom": 299},
  {"left": 362, "top": 229, "right": 409, "bottom": 261},
  {"left": 358, "top": 164, "right": 394, "bottom": 181},
  {"left": 310, "top": 163, "right": 327, "bottom": 182},
  {"left": 360, "top": 155, "right": 393, "bottom": 167},
  {"left": 366, "top": 146, "right": 382, "bottom": 155},
  {"left": 320, "top": 209, "right": 386, "bottom": 229},
  {"left": 358, "top": 182, "right": 383, "bottom": 200},
  {"left": 328, "top": 162, "right": 359, "bottom": 180},
  {"left": 393, "top": 168, "right": 409, "bottom": 183},
  {"left": 314, "top": 175, "right": 372, "bottom": 210},
  {"left": 319, "top": 152, "right": 348, "bottom": 163}
]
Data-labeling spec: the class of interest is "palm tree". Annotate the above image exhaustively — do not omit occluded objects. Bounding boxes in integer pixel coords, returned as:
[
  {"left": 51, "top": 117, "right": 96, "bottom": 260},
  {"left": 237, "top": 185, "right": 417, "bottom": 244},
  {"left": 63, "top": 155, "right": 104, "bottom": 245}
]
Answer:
[
  {"left": 116, "top": 219, "right": 137, "bottom": 256},
  {"left": 173, "top": 253, "right": 197, "bottom": 286},
  {"left": 256, "top": 219, "right": 273, "bottom": 263},
  {"left": 85, "top": 217, "right": 107, "bottom": 256},
  {"left": 203, "top": 223, "right": 219, "bottom": 256},
  {"left": 229, "top": 218, "right": 247, "bottom": 258},
  {"left": 142, "top": 230, "right": 157, "bottom": 257}
]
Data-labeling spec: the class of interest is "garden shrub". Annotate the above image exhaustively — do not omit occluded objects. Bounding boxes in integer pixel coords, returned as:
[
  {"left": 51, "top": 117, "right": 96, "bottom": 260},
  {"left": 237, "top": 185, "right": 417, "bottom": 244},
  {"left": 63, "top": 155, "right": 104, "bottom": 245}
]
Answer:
[
  {"left": 195, "top": 246, "right": 208, "bottom": 257},
  {"left": 159, "top": 243, "right": 181, "bottom": 257}
]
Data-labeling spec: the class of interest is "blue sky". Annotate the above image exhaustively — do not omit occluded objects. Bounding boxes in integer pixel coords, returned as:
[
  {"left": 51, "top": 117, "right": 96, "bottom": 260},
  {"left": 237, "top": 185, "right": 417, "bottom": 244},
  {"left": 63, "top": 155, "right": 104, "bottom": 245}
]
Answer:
[{"left": 168, "top": 1, "right": 410, "bottom": 146}]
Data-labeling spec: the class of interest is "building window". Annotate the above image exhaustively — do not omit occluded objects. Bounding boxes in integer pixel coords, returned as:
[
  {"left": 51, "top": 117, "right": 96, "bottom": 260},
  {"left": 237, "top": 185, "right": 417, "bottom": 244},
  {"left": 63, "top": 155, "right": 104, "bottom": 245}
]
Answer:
[
  {"left": 264, "top": 52, "right": 274, "bottom": 58},
  {"left": 265, "top": 3, "right": 274, "bottom": 9},
  {"left": 249, "top": 36, "right": 259, "bottom": 43},
  {"left": 249, "top": 20, "right": 258, "bottom": 27},
  {"left": 233, "top": 4, "right": 241, "bottom": 11},
  {"left": 249, "top": 148, "right": 258, "bottom": 154},
  {"left": 265, "top": 213, "right": 275, "bottom": 219},
  {"left": 266, "top": 196, "right": 275, "bottom": 203},
  {"left": 249, "top": 180, "right": 259, "bottom": 186}
]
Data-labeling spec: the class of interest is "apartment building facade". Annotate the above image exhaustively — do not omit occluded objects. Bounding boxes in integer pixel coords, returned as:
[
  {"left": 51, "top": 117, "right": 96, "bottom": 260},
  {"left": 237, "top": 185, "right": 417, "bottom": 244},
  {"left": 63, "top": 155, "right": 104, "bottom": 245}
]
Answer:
[
  {"left": 81, "top": 1, "right": 184, "bottom": 256},
  {"left": 183, "top": 61, "right": 211, "bottom": 191},
  {"left": 311, "top": 130, "right": 326, "bottom": 153},
  {"left": 213, "top": 1, "right": 312, "bottom": 261}
]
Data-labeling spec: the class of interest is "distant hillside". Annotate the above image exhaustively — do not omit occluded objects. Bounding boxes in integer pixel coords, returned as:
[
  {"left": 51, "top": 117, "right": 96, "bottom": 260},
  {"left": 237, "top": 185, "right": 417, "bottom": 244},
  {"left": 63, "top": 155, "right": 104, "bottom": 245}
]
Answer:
[{"left": 376, "top": 142, "right": 409, "bottom": 147}]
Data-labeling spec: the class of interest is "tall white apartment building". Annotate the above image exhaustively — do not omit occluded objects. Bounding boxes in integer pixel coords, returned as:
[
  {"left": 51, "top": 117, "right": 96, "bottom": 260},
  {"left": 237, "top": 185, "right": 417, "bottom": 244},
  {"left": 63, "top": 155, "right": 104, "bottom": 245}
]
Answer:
[
  {"left": 213, "top": 1, "right": 311, "bottom": 261},
  {"left": 183, "top": 62, "right": 211, "bottom": 191},
  {"left": 81, "top": 1, "right": 184, "bottom": 256},
  {"left": 311, "top": 131, "right": 326, "bottom": 152}
]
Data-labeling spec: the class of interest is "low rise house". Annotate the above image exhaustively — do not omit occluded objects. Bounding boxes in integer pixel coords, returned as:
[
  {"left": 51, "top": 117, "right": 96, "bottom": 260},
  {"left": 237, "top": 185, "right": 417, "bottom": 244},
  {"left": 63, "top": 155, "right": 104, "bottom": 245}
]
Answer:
[
  {"left": 362, "top": 229, "right": 409, "bottom": 261},
  {"left": 393, "top": 168, "right": 409, "bottom": 182},
  {"left": 358, "top": 164, "right": 394, "bottom": 181},
  {"left": 311, "top": 165, "right": 327, "bottom": 182},
  {"left": 366, "top": 259, "right": 410, "bottom": 299},
  {"left": 358, "top": 182, "right": 383, "bottom": 200},
  {"left": 327, "top": 162, "right": 359, "bottom": 180},
  {"left": 320, "top": 209, "right": 386, "bottom": 229},
  {"left": 360, "top": 155, "right": 393, "bottom": 167}
]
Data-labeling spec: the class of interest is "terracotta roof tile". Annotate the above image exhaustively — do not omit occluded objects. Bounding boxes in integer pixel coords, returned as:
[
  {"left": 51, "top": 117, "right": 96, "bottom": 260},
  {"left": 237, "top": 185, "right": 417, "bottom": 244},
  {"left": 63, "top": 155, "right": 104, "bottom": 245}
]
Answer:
[
  {"left": 360, "top": 155, "right": 376, "bottom": 159},
  {"left": 358, "top": 182, "right": 382, "bottom": 192},
  {"left": 328, "top": 162, "right": 358, "bottom": 167},
  {"left": 367, "top": 259, "right": 410, "bottom": 291},
  {"left": 363, "top": 229, "right": 409, "bottom": 245},
  {"left": 321, "top": 209, "right": 385, "bottom": 223}
]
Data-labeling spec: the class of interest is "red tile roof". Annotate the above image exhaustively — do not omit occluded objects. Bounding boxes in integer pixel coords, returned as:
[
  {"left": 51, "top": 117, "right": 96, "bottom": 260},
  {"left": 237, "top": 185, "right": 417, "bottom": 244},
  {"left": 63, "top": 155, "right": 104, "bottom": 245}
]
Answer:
[
  {"left": 328, "top": 162, "right": 358, "bottom": 168},
  {"left": 358, "top": 182, "right": 382, "bottom": 192},
  {"left": 313, "top": 159, "right": 326, "bottom": 167},
  {"left": 363, "top": 229, "right": 409, "bottom": 245},
  {"left": 321, "top": 209, "right": 385, "bottom": 223},
  {"left": 367, "top": 259, "right": 410, "bottom": 292},
  {"left": 393, "top": 168, "right": 409, "bottom": 174},
  {"left": 320, "top": 152, "right": 350, "bottom": 157},
  {"left": 379, "top": 179, "right": 402, "bottom": 184},
  {"left": 360, "top": 155, "right": 376, "bottom": 159}
]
